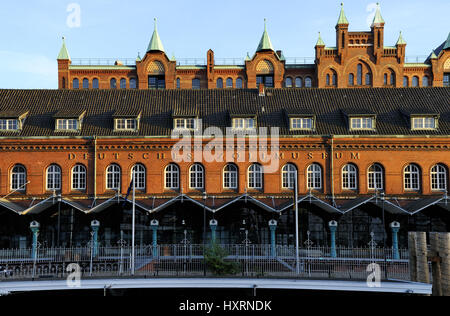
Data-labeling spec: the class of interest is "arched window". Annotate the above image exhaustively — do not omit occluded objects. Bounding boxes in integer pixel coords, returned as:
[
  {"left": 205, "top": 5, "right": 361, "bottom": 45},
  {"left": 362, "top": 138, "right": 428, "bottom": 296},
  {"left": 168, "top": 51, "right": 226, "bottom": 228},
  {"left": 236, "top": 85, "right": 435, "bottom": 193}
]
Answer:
[
  {"left": 165, "top": 164, "right": 180, "bottom": 189},
  {"left": 120, "top": 78, "right": 127, "bottom": 89},
  {"left": 365, "top": 73, "right": 372, "bottom": 85},
  {"left": 72, "top": 164, "right": 86, "bottom": 190},
  {"left": 285, "top": 77, "right": 293, "bottom": 88},
  {"left": 110, "top": 78, "right": 117, "bottom": 89},
  {"left": 295, "top": 77, "right": 303, "bottom": 88},
  {"left": 176, "top": 78, "right": 181, "bottom": 89},
  {"left": 307, "top": 164, "right": 322, "bottom": 190},
  {"left": 326, "top": 74, "right": 330, "bottom": 86},
  {"left": 404, "top": 164, "right": 420, "bottom": 191},
  {"left": 47, "top": 164, "right": 62, "bottom": 191},
  {"left": 390, "top": 72, "right": 396, "bottom": 85},
  {"left": 248, "top": 164, "right": 263, "bottom": 189},
  {"left": 131, "top": 164, "right": 146, "bottom": 190},
  {"left": 236, "top": 78, "right": 243, "bottom": 89},
  {"left": 412, "top": 76, "right": 419, "bottom": 87},
  {"left": 342, "top": 164, "right": 357, "bottom": 190},
  {"left": 368, "top": 164, "right": 384, "bottom": 191},
  {"left": 189, "top": 164, "right": 204, "bottom": 189},
  {"left": 92, "top": 78, "right": 99, "bottom": 89},
  {"left": 106, "top": 164, "right": 121, "bottom": 190},
  {"left": 192, "top": 78, "right": 200, "bottom": 90},
  {"left": 305, "top": 77, "right": 312, "bottom": 88},
  {"left": 349, "top": 74, "right": 354, "bottom": 86},
  {"left": 422, "top": 76, "right": 429, "bottom": 87},
  {"left": 216, "top": 78, "right": 223, "bottom": 89},
  {"left": 332, "top": 73, "right": 337, "bottom": 86},
  {"left": 403, "top": 76, "right": 409, "bottom": 87},
  {"left": 282, "top": 164, "right": 297, "bottom": 189},
  {"left": 11, "top": 165, "right": 26, "bottom": 191},
  {"left": 431, "top": 164, "right": 447, "bottom": 191},
  {"left": 223, "top": 164, "right": 238, "bottom": 189},
  {"left": 384, "top": 74, "right": 388, "bottom": 86},
  {"left": 226, "top": 78, "right": 233, "bottom": 88},
  {"left": 130, "top": 78, "right": 137, "bottom": 89},
  {"left": 82, "top": 78, "right": 89, "bottom": 89},
  {"left": 73, "top": 78, "right": 79, "bottom": 89},
  {"left": 357, "top": 64, "right": 363, "bottom": 85},
  {"left": 62, "top": 77, "right": 66, "bottom": 89}
]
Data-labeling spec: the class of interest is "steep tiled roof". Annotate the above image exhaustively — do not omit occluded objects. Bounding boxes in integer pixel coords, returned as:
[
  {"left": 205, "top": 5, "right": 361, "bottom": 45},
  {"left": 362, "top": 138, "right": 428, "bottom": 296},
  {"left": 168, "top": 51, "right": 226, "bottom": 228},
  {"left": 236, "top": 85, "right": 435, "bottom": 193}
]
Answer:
[{"left": 0, "top": 88, "right": 449, "bottom": 137}]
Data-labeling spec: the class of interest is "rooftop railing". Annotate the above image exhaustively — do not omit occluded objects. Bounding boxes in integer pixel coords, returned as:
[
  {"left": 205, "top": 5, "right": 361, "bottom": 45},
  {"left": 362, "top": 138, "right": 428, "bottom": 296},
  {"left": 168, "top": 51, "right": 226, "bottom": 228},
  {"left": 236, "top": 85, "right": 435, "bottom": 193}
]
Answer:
[{"left": 70, "top": 55, "right": 431, "bottom": 67}]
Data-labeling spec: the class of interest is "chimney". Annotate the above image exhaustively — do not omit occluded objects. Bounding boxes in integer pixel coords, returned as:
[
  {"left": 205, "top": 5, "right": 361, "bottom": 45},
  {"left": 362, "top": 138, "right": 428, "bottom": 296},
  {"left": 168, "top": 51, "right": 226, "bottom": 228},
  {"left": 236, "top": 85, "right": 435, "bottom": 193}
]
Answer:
[{"left": 259, "top": 83, "right": 265, "bottom": 96}]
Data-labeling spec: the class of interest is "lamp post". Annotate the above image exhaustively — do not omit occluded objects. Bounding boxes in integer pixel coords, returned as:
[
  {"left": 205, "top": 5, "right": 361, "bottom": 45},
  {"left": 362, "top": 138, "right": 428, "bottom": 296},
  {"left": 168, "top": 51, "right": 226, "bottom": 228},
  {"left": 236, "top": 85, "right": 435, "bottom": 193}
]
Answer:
[
  {"left": 30, "top": 221, "right": 40, "bottom": 260},
  {"left": 328, "top": 220, "right": 338, "bottom": 258},
  {"left": 150, "top": 219, "right": 159, "bottom": 257},
  {"left": 268, "top": 219, "right": 277, "bottom": 257},
  {"left": 294, "top": 171, "right": 300, "bottom": 274},
  {"left": 209, "top": 219, "right": 218, "bottom": 244},
  {"left": 390, "top": 221, "right": 401, "bottom": 260},
  {"left": 203, "top": 191, "right": 207, "bottom": 276},
  {"left": 91, "top": 220, "right": 100, "bottom": 258},
  {"left": 57, "top": 194, "right": 62, "bottom": 247}
]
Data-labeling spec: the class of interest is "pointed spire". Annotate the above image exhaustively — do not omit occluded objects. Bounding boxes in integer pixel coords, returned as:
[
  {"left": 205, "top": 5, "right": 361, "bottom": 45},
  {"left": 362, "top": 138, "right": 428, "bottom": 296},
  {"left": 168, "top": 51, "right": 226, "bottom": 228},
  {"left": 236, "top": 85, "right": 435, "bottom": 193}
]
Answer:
[
  {"left": 430, "top": 50, "right": 437, "bottom": 59},
  {"left": 443, "top": 32, "right": 450, "bottom": 50},
  {"left": 256, "top": 18, "right": 274, "bottom": 52},
  {"left": 245, "top": 52, "right": 251, "bottom": 61},
  {"left": 316, "top": 32, "right": 325, "bottom": 46},
  {"left": 372, "top": 3, "right": 385, "bottom": 26},
  {"left": 136, "top": 52, "right": 142, "bottom": 62},
  {"left": 57, "top": 36, "right": 70, "bottom": 60},
  {"left": 337, "top": 3, "right": 349, "bottom": 25},
  {"left": 147, "top": 18, "right": 165, "bottom": 53},
  {"left": 396, "top": 31, "right": 406, "bottom": 45}
]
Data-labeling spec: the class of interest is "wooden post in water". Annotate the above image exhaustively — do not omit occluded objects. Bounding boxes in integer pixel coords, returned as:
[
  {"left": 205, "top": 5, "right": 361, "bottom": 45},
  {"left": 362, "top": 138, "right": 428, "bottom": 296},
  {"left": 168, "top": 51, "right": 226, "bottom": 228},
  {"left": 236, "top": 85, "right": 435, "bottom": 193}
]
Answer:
[
  {"left": 408, "top": 232, "right": 417, "bottom": 282},
  {"left": 415, "top": 232, "right": 430, "bottom": 284}
]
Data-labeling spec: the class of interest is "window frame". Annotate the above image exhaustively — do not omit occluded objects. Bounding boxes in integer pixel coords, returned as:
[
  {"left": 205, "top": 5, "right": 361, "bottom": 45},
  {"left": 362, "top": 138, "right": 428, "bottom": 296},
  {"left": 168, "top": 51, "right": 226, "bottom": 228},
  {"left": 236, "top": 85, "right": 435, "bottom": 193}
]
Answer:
[
  {"left": 290, "top": 117, "right": 314, "bottom": 131},
  {"left": 411, "top": 116, "right": 437, "bottom": 130},
  {"left": 223, "top": 164, "right": 238, "bottom": 190},
  {"left": 403, "top": 164, "right": 420, "bottom": 191},
  {"left": 281, "top": 164, "right": 297, "bottom": 189},
  {"left": 349, "top": 117, "right": 375, "bottom": 131},
  {"left": 11, "top": 164, "right": 27, "bottom": 192},
  {"left": 307, "top": 163, "right": 322, "bottom": 190},
  {"left": 46, "top": 164, "right": 62, "bottom": 191},
  {"left": 248, "top": 164, "right": 263, "bottom": 189},
  {"left": 131, "top": 164, "right": 146, "bottom": 191},
  {"left": 342, "top": 164, "right": 358, "bottom": 190},
  {"left": 106, "top": 164, "right": 121, "bottom": 191},
  {"left": 164, "top": 164, "right": 180, "bottom": 190},
  {"left": 367, "top": 164, "right": 384, "bottom": 191},
  {"left": 71, "top": 164, "right": 87, "bottom": 191},
  {"left": 430, "top": 164, "right": 447, "bottom": 191},
  {"left": 232, "top": 118, "right": 256, "bottom": 131},
  {"left": 189, "top": 164, "right": 204, "bottom": 190}
]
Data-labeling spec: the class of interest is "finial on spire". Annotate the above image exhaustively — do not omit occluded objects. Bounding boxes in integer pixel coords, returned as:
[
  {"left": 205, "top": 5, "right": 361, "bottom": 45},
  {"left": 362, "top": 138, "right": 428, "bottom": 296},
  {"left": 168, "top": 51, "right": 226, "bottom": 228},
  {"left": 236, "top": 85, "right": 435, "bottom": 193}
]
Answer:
[
  {"left": 396, "top": 31, "right": 406, "bottom": 45},
  {"left": 256, "top": 18, "right": 274, "bottom": 52},
  {"left": 57, "top": 36, "right": 70, "bottom": 60},
  {"left": 337, "top": 3, "right": 349, "bottom": 25},
  {"left": 316, "top": 32, "right": 325, "bottom": 46},
  {"left": 147, "top": 18, "right": 165, "bottom": 53},
  {"left": 372, "top": 2, "right": 385, "bottom": 26}
]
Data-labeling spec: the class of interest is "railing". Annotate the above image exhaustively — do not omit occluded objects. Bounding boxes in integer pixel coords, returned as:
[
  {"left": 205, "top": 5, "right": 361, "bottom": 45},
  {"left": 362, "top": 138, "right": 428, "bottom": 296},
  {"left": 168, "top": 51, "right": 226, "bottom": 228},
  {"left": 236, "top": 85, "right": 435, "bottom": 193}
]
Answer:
[
  {"left": 70, "top": 55, "right": 431, "bottom": 67},
  {"left": 0, "top": 244, "right": 410, "bottom": 281}
]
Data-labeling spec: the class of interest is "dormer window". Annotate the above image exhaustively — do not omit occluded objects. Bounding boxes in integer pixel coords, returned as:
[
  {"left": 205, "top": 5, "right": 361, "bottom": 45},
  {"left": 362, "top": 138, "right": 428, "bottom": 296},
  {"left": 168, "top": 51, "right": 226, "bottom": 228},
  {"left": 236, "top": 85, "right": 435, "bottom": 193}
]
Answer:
[
  {"left": 412, "top": 116, "right": 437, "bottom": 130},
  {"left": 113, "top": 110, "right": 141, "bottom": 132},
  {"left": 232, "top": 117, "right": 256, "bottom": 130},
  {"left": 115, "top": 118, "right": 138, "bottom": 131},
  {"left": 54, "top": 110, "right": 85, "bottom": 132},
  {"left": 0, "top": 111, "right": 28, "bottom": 132},
  {"left": 290, "top": 117, "right": 314, "bottom": 130},
  {"left": 0, "top": 119, "right": 20, "bottom": 131},
  {"left": 56, "top": 119, "right": 79, "bottom": 131},
  {"left": 350, "top": 117, "right": 375, "bottom": 131},
  {"left": 174, "top": 118, "right": 197, "bottom": 130}
]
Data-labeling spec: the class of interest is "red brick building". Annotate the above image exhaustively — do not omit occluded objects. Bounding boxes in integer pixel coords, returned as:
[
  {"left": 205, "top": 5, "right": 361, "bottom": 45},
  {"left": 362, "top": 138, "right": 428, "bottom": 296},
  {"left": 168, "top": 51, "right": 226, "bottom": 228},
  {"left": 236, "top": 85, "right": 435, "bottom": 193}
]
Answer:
[
  {"left": 0, "top": 4, "right": 449, "bottom": 250},
  {"left": 58, "top": 4, "right": 450, "bottom": 91}
]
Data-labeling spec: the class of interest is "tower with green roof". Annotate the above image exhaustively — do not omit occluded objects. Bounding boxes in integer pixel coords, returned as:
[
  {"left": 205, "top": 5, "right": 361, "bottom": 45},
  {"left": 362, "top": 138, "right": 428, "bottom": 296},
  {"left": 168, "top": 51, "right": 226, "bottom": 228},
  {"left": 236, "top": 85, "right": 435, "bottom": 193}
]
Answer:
[
  {"left": 256, "top": 19, "right": 274, "bottom": 53},
  {"left": 371, "top": 3, "right": 385, "bottom": 60},
  {"left": 57, "top": 37, "right": 71, "bottom": 89},
  {"left": 336, "top": 3, "right": 349, "bottom": 61},
  {"left": 147, "top": 18, "right": 165, "bottom": 53}
]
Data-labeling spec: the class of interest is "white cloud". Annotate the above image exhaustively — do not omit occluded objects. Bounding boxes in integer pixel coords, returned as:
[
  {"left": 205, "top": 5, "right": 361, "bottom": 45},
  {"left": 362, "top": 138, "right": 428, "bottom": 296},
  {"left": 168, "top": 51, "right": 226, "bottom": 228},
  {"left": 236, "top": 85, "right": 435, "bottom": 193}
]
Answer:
[{"left": 0, "top": 51, "right": 57, "bottom": 78}]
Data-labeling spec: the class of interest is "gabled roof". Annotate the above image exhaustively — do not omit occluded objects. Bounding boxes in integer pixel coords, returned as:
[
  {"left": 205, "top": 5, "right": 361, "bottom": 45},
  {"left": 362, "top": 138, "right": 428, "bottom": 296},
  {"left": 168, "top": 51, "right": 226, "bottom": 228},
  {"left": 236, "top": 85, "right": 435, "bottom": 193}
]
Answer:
[
  {"left": 57, "top": 37, "right": 70, "bottom": 60},
  {"left": 256, "top": 19, "right": 274, "bottom": 52},
  {"left": 147, "top": 18, "right": 165, "bottom": 53},
  {"left": 444, "top": 32, "right": 450, "bottom": 50},
  {"left": 336, "top": 3, "right": 349, "bottom": 25}
]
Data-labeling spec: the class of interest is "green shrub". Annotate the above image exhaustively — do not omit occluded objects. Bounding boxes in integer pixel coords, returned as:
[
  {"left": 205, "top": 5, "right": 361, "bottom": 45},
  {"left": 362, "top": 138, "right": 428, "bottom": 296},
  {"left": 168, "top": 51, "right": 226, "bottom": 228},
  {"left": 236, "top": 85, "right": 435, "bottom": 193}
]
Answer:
[{"left": 204, "top": 243, "right": 240, "bottom": 276}]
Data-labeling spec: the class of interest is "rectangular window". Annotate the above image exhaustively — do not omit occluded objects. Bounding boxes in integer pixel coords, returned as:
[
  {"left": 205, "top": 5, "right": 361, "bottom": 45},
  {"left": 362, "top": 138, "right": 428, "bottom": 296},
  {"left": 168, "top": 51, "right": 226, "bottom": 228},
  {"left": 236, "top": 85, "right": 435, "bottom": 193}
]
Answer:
[
  {"left": 290, "top": 117, "right": 313, "bottom": 130},
  {"left": 350, "top": 117, "right": 374, "bottom": 130},
  {"left": 444, "top": 74, "right": 450, "bottom": 87},
  {"left": 412, "top": 117, "right": 436, "bottom": 130},
  {"left": 174, "top": 118, "right": 197, "bottom": 130},
  {"left": 232, "top": 118, "right": 256, "bottom": 130},
  {"left": 0, "top": 119, "right": 20, "bottom": 131},
  {"left": 115, "top": 118, "right": 137, "bottom": 131},
  {"left": 56, "top": 119, "right": 79, "bottom": 131}
]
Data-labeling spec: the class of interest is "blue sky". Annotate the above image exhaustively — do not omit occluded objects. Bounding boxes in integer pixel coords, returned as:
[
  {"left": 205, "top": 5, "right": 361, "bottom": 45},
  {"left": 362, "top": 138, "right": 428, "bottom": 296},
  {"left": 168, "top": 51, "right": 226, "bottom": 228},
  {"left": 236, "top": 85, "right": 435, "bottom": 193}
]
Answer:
[{"left": 0, "top": 0, "right": 448, "bottom": 89}]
